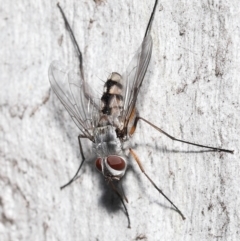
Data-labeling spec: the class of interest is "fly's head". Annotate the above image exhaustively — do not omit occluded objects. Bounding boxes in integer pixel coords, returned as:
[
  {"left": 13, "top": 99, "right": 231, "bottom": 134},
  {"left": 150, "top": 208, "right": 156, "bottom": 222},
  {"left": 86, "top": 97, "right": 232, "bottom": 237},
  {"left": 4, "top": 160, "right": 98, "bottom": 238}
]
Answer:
[{"left": 95, "top": 155, "right": 127, "bottom": 181}]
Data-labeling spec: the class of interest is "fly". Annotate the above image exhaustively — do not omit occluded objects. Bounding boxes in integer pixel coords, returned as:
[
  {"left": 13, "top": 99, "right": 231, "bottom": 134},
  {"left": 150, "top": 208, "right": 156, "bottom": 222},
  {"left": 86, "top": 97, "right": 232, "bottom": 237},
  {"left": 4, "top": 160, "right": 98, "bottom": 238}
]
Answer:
[{"left": 49, "top": 0, "right": 234, "bottom": 228}]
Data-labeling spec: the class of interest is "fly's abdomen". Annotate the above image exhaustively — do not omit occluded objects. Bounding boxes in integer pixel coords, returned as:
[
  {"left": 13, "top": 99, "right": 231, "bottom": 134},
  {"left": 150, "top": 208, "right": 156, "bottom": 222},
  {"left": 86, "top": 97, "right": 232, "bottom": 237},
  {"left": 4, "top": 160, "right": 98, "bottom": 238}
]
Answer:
[{"left": 101, "top": 72, "right": 123, "bottom": 117}]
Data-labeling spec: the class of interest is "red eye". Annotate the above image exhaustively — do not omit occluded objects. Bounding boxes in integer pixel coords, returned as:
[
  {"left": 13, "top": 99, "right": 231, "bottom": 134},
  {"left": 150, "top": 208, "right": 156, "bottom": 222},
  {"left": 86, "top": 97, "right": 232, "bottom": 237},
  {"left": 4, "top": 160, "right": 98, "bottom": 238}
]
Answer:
[
  {"left": 107, "top": 156, "right": 125, "bottom": 171},
  {"left": 95, "top": 158, "right": 102, "bottom": 171}
]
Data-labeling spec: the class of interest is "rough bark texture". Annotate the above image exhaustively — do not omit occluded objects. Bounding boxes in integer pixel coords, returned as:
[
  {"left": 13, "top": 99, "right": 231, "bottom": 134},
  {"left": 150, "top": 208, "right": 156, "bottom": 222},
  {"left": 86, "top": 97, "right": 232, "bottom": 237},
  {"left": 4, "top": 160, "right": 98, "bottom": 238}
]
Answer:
[{"left": 1, "top": 0, "right": 239, "bottom": 240}]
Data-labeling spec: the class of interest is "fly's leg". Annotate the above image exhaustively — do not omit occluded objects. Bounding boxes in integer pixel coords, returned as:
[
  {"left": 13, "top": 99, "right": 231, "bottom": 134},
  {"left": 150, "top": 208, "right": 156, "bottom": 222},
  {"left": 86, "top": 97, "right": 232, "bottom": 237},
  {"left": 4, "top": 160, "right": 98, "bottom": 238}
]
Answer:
[
  {"left": 109, "top": 181, "right": 131, "bottom": 228},
  {"left": 57, "top": 3, "right": 97, "bottom": 108},
  {"left": 129, "top": 148, "right": 186, "bottom": 220},
  {"left": 144, "top": 0, "right": 158, "bottom": 37},
  {"left": 57, "top": 3, "right": 84, "bottom": 80},
  {"left": 56, "top": 4, "right": 88, "bottom": 189},
  {"left": 119, "top": 181, "right": 129, "bottom": 203},
  {"left": 130, "top": 117, "right": 234, "bottom": 154},
  {"left": 60, "top": 135, "right": 87, "bottom": 190}
]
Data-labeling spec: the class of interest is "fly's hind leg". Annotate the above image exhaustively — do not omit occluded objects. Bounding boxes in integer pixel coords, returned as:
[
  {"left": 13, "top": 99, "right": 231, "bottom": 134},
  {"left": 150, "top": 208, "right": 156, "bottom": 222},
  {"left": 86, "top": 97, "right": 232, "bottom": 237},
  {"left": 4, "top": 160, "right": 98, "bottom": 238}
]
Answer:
[
  {"left": 60, "top": 135, "right": 87, "bottom": 190},
  {"left": 130, "top": 116, "right": 234, "bottom": 153},
  {"left": 57, "top": 3, "right": 84, "bottom": 79},
  {"left": 57, "top": 3, "right": 97, "bottom": 108}
]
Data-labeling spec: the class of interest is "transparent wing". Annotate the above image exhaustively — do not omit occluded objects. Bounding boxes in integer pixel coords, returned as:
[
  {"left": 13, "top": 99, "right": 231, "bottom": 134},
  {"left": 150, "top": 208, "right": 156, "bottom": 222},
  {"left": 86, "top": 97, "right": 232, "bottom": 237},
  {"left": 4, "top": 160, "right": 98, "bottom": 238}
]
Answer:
[
  {"left": 48, "top": 61, "right": 100, "bottom": 140},
  {"left": 122, "top": 34, "right": 153, "bottom": 129}
]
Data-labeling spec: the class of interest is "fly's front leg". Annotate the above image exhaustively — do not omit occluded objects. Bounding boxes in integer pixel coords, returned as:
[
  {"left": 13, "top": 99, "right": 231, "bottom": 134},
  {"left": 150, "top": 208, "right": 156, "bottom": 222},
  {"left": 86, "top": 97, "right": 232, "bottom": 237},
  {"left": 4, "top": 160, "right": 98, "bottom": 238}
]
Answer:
[
  {"left": 129, "top": 148, "right": 186, "bottom": 220},
  {"left": 60, "top": 135, "right": 87, "bottom": 190},
  {"left": 130, "top": 116, "right": 234, "bottom": 153},
  {"left": 109, "top": 181, "right": 131, "bottom": 228}
]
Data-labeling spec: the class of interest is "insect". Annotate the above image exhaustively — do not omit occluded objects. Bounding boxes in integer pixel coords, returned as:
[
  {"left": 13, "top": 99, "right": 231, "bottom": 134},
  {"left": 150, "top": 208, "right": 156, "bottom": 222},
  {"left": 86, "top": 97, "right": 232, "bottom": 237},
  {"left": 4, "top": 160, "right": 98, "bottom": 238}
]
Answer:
[{"left": 49, "top": 0, "right": 233, "bottom": 228}]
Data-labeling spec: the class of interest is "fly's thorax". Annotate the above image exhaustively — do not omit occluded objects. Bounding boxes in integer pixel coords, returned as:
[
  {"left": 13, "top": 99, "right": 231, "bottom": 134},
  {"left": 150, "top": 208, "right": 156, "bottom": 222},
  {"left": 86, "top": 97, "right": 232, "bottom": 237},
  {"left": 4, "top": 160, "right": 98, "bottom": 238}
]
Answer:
[
  {"left": 93, "top": 125, "right": 123, "bottom": 157},
  {"left": 100, "top": 72, "right": 124, "bottom": 129},
  {"left": 95, "top": 155, "right": 127, "bottom": 181}
]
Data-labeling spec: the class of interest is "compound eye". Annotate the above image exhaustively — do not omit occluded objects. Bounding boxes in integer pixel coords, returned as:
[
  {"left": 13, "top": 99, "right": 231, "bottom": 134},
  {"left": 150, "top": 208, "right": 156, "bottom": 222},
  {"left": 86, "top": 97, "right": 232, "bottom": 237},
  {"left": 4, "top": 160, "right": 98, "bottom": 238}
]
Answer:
[
  {"left": 107, "top": 156, "right": 125, "bottom": 171},
  {"left": 95, "top": 158, "right": 102, "bottom": 171}
]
